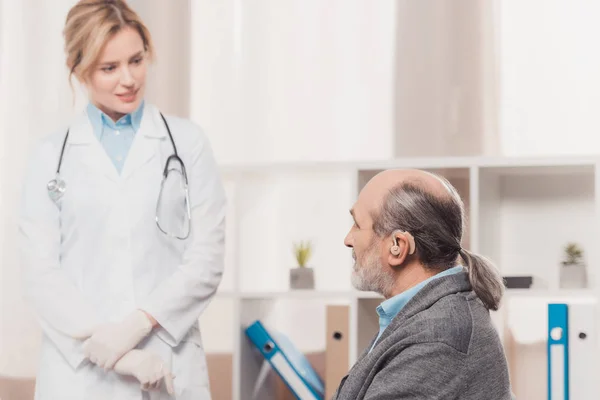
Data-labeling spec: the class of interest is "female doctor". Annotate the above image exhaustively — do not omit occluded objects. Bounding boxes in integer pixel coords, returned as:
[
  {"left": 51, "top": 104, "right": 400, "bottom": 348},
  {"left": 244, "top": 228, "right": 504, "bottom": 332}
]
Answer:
[{"left": 18, "top": 0, "right": 226, "bottom": 398}]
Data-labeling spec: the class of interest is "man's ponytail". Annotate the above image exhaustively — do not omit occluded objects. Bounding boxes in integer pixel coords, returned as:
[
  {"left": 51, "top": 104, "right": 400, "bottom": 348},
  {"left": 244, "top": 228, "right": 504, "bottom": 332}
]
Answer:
[{"left": 459, "top": 249, "right": 504, "bottom": 311}]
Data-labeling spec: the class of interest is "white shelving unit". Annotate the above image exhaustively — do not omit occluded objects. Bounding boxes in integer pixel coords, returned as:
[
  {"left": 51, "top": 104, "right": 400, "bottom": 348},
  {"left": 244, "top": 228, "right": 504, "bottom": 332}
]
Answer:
[{"left": 199, "top": 155, "right": 600, "bottom": 400}]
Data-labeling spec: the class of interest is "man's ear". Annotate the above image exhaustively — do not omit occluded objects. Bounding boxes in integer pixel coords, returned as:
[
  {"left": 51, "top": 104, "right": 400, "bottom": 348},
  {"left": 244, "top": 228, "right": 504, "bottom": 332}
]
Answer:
[{"left": 387, "top": 230, "right": 415, "bottom": 266}]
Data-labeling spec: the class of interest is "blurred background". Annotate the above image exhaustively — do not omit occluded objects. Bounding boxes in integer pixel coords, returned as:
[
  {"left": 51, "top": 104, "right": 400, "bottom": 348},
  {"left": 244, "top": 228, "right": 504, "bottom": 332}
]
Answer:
[{"left": 2, "top": 1, "right": 600, "bottom": 399}]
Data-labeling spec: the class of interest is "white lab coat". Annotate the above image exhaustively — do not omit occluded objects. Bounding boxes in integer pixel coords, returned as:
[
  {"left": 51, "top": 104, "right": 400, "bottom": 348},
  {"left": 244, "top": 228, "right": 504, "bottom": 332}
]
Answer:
[{"left": 18, "top": 103, "right": 226, "bottom": 399}]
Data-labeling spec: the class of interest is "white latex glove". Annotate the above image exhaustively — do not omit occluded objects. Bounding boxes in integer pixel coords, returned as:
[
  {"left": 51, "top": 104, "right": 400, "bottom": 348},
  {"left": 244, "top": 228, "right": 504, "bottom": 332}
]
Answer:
[
  {"left": 83, "top": 310, "right": 153, "bottom": 369},
  {"left": 114, "top": 349, "right": 175, "bottom": 395}
]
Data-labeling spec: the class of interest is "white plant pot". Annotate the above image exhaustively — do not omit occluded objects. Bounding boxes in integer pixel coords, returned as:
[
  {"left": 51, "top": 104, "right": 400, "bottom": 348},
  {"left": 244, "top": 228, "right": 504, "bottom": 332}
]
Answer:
[
  {"left": 290, "top": 267, "right": 315, "bottom": 290},
  {"left": 559, "top": 262, "right": 587, "bottom": 289}
]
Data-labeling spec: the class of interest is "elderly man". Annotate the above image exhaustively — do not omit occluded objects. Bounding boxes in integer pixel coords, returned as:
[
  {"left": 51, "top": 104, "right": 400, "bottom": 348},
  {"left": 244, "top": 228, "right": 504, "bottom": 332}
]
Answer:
[{"left": 333, "top": 169, "right": 513, "bottom": 400}]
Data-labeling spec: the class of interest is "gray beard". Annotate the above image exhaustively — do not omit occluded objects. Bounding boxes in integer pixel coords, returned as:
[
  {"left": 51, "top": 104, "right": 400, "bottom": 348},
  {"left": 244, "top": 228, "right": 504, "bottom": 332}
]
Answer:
[{"left": 351, "top": 251, "right": 396, "bottom": 297}]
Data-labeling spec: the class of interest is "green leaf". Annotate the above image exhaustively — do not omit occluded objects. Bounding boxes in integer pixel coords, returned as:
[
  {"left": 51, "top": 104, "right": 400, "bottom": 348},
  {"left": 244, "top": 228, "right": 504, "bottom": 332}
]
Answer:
[
  {"left": 293, "top": 240, "right": 312, "bottom": 267},
  {"left": 563, "top": 242, "right": 584, "bottom": 265}
]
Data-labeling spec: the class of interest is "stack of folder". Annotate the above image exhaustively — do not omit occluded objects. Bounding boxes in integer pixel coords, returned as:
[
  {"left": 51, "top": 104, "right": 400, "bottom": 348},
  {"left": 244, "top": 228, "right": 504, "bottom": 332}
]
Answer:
[{"left": 547, "top": 301, "right": 598, "bottom": 400}]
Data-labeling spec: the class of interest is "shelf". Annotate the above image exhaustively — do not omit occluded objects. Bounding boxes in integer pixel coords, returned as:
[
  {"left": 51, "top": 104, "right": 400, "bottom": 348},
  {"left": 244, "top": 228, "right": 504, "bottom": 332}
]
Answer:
[
  {"left": 357, "top": 165, "right": 471, "bottom": 182},
  {"left": 215, "top": 290, "right": 387, "bottom": 300},
  {"left": 357, "top": 166, "right": 470, "bottom": 188},
  {"left": 239, "top": 290, "right": 356, "bottom": 300},
  {"left": 478, "top": 166, "right": 596, "bottom": 290},
  {"left": 216, "top": 288, "right": 598, "bottom": 301},
  {"left": 480, "top": 163, "right": 595, "bottom": 177},
  {"left": 223, "top": 288, "right": 598, "bottom": 300},
  {"left": 504, "top": 288, "right": 597, "bottom": 299},
  {"left": 218, "top": 155, "right": 600, "bottom": 175}
]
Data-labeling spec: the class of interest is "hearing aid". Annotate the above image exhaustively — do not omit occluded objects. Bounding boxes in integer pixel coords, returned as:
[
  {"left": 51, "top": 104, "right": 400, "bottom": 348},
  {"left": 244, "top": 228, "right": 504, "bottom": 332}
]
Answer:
[{"left": 390, "top": 230, "right": 416, "bottom": 256}]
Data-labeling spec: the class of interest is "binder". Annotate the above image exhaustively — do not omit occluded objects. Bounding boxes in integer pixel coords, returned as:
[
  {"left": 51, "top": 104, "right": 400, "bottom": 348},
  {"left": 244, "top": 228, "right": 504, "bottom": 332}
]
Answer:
[
  {"left": 245, "top": 320, "right": 324, "bottom": 400},
  {"left": 548, "top": 303, "right": 569, "bottom": 400},
  {"left": 325, "top": 305, "right": 349, "bottom": 399},
  {"left": 567, "top": 302, "right": 598, "bottom": 400},
  {"left": 274, "top": 352, "right": 325, "bottom": 400}
]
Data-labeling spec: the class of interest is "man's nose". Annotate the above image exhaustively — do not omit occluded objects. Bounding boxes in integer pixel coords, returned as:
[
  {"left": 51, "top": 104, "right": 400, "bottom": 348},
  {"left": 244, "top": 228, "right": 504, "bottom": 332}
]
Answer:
[{"left": 344, "top": 232, "right": 353, "bottom": 248}]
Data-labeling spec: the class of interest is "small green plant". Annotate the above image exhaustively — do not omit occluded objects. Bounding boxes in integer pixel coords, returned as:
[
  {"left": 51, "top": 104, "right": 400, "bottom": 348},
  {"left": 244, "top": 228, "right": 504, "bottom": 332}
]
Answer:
[
  {"left": 293, "top": 241, "right": 312, "bottom": 268},
  {"left": 562, "top": 243, "right": 584, "bottom": 266}
]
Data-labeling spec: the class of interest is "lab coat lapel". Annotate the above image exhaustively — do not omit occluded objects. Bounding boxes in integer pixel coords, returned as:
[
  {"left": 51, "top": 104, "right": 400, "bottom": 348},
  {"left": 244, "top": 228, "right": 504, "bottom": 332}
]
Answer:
[
  {"left": 68, "top": 110, "right": 120, "bottom": 183},
  {"left": 120, "top": 104, "right": 166, "bottom": 181}
]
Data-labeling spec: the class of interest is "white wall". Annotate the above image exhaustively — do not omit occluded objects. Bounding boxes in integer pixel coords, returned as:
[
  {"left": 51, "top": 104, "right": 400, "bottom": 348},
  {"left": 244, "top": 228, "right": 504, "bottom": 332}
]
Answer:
[
  {"left": 189, "top": 0, "right": 397, "bottom": 165},
  {"left": 498, "top": 0, "right": 600, "bottom": 156},
  {"left": 130, "top": 0, "right": 191, "bottom": 117},
  {"left": 390, "top": 0, "right": 600, "bottom": 158},
  {"left": 394, "top": 0, "right": 500, "bottom": 157}
]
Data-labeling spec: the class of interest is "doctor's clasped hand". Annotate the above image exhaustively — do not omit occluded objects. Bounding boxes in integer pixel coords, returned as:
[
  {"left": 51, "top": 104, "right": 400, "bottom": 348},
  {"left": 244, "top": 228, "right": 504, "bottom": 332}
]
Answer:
[
  {"left": 73, "top": 309, "right": 176, "bottom": 395},
  {"left": 113, "top": 349, "right": 175, "bottom": 395},
  {"left": 80, "top": 309, "right": 154, "bottom": 369}
]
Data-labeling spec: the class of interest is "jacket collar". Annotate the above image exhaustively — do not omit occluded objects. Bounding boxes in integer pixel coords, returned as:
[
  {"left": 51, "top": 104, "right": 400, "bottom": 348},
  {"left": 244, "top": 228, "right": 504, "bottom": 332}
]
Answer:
[
  {"left": 68, "top": 102, "right": 166, "bottom": 145},
  {"left": 357, "top": 270, "right": 472, "bottom": 362},
  {"left": 86, "top": 101, "right": 145, "bottom": 140},
  {"left": 376, "top": 266, "right": 464, "bottom": 322}
]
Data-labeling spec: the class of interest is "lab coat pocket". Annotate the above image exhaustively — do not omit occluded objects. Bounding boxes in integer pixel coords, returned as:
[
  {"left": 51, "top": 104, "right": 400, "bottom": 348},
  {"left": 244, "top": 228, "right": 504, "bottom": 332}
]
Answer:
[{"left": 172, "top": 339, "right": 211, "bottom": 399}]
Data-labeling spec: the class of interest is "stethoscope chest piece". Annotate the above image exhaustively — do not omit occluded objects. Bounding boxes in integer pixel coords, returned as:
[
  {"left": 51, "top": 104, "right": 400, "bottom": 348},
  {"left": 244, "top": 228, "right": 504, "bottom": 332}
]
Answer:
[
  {"left": 47, "top": 175, "right": 66, "bottom": 202},
  {"left": 48, "top": 128, "right": 69, "bottom": 203}
]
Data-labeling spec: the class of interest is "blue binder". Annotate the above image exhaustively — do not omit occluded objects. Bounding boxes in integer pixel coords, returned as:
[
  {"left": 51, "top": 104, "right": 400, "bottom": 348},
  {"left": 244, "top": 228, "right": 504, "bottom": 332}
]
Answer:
[
  {"left": 245, "top": 320, "right": 325, "bottom": 400},
  {"left": 548, "top": 303, "right": 569, "bottom": 400}
]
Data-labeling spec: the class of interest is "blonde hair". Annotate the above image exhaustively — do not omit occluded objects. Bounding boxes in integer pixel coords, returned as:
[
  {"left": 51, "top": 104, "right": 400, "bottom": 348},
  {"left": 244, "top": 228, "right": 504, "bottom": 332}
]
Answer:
[{"left": 63, "top": 0, "right": 155, "bottom": 84}]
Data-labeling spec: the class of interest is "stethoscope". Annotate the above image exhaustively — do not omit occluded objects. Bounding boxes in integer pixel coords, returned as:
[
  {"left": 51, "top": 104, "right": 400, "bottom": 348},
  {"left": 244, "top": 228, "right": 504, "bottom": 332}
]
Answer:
[{"left": 47, "top": 112, "right": 191, "bottom": 240}]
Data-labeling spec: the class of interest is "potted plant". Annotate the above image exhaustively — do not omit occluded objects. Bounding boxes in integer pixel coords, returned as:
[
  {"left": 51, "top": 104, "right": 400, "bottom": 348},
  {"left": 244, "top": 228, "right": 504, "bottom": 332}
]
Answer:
[
  {"left": 559, "top": 242, "right": 587, "bottom": 289},
  {"left": 290, "top": 241, "right": 315, "bottom": 290}
]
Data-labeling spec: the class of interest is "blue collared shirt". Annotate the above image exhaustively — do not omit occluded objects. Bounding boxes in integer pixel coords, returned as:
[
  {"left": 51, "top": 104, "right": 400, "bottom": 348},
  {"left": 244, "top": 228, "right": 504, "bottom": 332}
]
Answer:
[
  {"left": 369, "top": 265, "right": 464, "bottom": 352},
  {"left": 86, "top": 102, "right": 145, "bottom": 173}
]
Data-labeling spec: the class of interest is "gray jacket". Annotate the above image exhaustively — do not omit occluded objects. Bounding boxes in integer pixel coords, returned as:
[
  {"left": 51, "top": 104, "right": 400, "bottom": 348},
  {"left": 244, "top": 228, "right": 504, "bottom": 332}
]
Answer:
[{"left": 332, "top": 271, "right": 513, "bottom": 399}]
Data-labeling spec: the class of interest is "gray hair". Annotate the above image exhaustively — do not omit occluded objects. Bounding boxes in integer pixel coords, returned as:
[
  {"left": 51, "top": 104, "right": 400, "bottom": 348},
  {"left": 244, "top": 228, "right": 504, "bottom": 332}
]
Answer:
[{"left": 372, "top": 176, "right": 505, "bottom": 311}]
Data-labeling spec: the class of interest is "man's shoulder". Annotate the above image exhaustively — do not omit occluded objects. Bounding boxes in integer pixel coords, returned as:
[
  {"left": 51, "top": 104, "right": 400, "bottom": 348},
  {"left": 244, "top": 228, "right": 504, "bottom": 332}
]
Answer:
[
  {"left": 392, "top": 291, "right": 476, "bottom": 354},
  {"left": 334, "top": 285, "right": 511, "bottom": 400}
]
